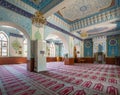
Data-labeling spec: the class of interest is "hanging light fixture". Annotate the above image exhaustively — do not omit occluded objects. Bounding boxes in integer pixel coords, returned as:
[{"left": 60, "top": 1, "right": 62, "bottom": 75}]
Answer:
[{"left": 32, "top": 11, "right": 46, "bottom": 27}]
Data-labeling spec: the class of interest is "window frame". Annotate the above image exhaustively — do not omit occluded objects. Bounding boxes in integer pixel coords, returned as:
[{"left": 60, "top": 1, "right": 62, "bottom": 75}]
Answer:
[
  {"left": 0, "top": 31, "right": 9, "bottom": 57},
  {"left": 23, "top": 39, "right": 27, "bottom": 57}
]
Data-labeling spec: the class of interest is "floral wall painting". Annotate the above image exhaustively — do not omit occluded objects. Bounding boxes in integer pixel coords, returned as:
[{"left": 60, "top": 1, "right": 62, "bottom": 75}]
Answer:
[
  {"left": 12, "top": 39, "right": 22, "bottom": 54},
  {"left": 93, "top": 36, "right": 107, "bottom": 54},
  {"left": 10, "top": 34, "right": 23, "bottom": 56},
  {"left": 34, "top": 30, "right": 42, "bottom": 40}
]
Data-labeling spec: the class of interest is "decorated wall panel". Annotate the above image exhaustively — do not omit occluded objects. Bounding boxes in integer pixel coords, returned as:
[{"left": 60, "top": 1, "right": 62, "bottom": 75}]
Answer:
[
  {"left": 107, "top": 34, "right": 120, "bottom": 57},
  {"left": 84, "top": 39, "right": 93, "bottom": 57},
  {"left": 32, "top": 25, "right": 44, "bottom": 40},
  {"left": 93, "top": 36, "right": 107, "bottom": 54}
]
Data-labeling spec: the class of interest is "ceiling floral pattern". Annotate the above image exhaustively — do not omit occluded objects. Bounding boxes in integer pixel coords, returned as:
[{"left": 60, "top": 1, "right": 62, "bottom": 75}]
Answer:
[{"left": 59, "top": 0, "right": 112, "bottom": 21}]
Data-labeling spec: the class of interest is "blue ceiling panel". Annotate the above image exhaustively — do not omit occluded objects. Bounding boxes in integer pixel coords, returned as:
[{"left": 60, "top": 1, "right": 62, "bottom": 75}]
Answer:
[
  {"left": 21, "top": 0, "right": 52, "bottom": 10},
  {"left": 21, "top": 0, "right": 63, "bottom": 13}
]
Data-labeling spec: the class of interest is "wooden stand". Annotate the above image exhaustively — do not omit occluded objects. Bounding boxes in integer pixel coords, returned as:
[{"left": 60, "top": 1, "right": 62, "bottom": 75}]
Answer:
[
  {"left": 27, "top": 58, "right": 34, "bottom": 72},
  {"left": 94, "top": 52, "right": 105, "bottom": 63},
  {"left": 64, "top": 58, "right": 74, "bottom": 65},
  {"left": 115, "top": 56, "right": 120, "bottom": 65}
]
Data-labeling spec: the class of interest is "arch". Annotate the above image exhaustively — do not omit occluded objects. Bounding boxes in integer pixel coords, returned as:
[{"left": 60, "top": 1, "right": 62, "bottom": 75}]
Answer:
[
  {"left": 0, "top": 21, "right": 31, "bottom": 60},
  {"left": 0, "top": 31, "right": 9, "bottom": 40},
  {"left": 45, "top": 32, "right": 69, "bottom": 53}
]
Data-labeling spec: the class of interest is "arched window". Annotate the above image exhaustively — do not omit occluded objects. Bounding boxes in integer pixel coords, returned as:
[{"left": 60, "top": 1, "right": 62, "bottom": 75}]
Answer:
[
  {"left": 50, "top": 42, "right": 55, "bottom": 57},
  {"left": 0, "top": 31, "right": 8, "bottom": 56},
  {"left": 23, "top": 39, "right": 27, "bottom": 57}
]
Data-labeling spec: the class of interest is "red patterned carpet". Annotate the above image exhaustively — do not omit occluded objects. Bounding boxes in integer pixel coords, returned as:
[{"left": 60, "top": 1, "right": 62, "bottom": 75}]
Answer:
[{"left": 0, "top": 62, "right": 120, "bottom": 95}]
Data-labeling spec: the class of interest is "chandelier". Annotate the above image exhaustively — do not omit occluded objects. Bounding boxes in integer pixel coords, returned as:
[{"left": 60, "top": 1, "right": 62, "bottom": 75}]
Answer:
[{"left": 32, "top": 11, "right": 46, "bottom": 27}]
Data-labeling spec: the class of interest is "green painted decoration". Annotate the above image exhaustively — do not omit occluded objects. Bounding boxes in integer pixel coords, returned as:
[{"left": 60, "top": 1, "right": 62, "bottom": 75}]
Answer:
[{"left": 34, "top": 31, "right": 41, "bottom": 40}]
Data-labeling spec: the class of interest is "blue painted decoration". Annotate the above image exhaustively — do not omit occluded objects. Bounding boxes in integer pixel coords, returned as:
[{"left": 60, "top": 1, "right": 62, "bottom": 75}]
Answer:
[
  {"left": 21, "top": 0, "right": 52, "bottom": 10},
  {"left": 109, "top": 39, "right": 117, "bottom": 46},
  {"left": 107, "top": 34, "right": 120, "bottom": 57},
  {"left": 84, "top": 39, "right": 93, "bottom": 57},
  {"left": 9, "top": 33, "right": 23, "bottom": 38},
  {"left": 21, "top": 0, "right": 63, "bottom": 13},
  {"left": 80, "top": 6, "right": 88, "bottom": 12},
  {"left": 98, "top": 44, "right": 103, "bottom": 52}
]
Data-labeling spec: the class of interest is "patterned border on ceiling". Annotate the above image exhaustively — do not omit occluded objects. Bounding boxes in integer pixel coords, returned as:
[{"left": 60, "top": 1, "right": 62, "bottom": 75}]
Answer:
[
  {"left": 21, "top": 0, "right": 63, "bottom": 13},
  {"left": 21, "top": 0, "right": 52, "bottom": 10}
]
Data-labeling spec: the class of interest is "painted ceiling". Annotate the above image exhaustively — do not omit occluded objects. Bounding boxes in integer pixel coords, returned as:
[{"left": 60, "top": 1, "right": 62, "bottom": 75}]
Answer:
[
  {"left": 57, "top": 0, "right": 115, "bottom": 22},
  {"left": 0, "top": 0, "right": 119, "bottom": 40},
  {"left": 21, "top": 0, "right": 63, "bottom": 13}
]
